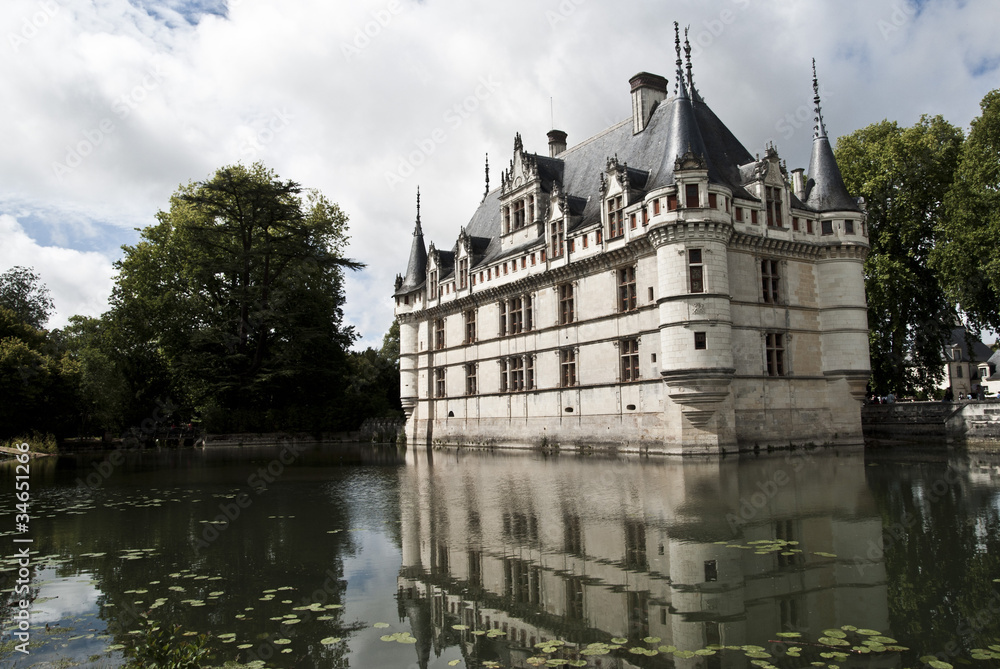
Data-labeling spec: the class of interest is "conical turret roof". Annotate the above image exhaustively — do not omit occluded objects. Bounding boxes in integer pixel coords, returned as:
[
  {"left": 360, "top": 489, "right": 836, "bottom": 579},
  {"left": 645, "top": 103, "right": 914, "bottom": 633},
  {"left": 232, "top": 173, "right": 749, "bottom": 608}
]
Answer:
[
  {"left": 803, "top": 60, "right": 860, "bottom": 213},
  {"left": 397, "top": 189, "right": 427, "bottom": 295}
]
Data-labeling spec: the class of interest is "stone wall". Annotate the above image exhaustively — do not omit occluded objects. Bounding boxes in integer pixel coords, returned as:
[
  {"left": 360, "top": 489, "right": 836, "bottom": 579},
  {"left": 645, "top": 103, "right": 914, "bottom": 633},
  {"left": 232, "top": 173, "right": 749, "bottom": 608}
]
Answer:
[{"left": 862, "top": 401, "right": 1000, "bottom": 446}]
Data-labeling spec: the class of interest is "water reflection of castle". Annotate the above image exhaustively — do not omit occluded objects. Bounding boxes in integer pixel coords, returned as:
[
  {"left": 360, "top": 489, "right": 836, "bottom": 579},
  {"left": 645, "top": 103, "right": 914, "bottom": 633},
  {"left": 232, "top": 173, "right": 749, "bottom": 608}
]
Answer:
[{"left": 396, "top": 450, "right": 888, "bottom": 668}]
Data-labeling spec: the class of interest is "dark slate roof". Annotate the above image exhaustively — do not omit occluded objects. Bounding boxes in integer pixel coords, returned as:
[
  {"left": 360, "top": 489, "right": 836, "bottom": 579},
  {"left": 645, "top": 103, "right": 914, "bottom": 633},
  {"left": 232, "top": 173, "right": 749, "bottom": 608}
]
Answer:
[
  {"left": 396, "top": 218, "right": 427, "bottom": 295},
  {"left": 947, "top": 327, "right": 995, "bottom": 363},
  {"left": 804, "top": 133, "right": 861, "bottom": 213},
  {"left": 441, "top": 73, "right": 857, "bottom": 273}
]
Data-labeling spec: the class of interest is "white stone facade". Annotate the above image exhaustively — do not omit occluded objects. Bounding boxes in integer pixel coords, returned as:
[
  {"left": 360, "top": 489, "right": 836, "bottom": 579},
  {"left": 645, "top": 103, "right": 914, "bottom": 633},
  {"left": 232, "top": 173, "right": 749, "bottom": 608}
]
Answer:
[{"left": 394, "top": 55, "right": 870, "bottom": 454}]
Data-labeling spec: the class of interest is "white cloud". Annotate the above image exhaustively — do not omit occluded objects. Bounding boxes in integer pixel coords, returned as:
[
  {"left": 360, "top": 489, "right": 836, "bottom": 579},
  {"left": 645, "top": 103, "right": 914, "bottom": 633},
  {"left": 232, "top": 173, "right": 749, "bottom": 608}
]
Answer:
[
  {"left": 0, "top": 214, "right": 115, "bottom": 328},
  {"left": 0, "top": 0, "right": 998, "bottom": 347}
]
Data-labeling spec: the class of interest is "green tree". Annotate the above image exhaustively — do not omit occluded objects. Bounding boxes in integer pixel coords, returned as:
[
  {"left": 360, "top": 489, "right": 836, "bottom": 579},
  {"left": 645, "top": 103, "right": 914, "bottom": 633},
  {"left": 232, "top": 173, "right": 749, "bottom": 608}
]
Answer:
[
  {"left": 836, "top": 116, "right": 964, "bottom": 395},
  {"left": 932, "top": 89, "right": 1000, "bottom": 333},
  {"left": 109, "top": 163, "right": 362, "bottom": 432},
  {"left": 0, "top": 266, "right": 54, "bottom": 330}
]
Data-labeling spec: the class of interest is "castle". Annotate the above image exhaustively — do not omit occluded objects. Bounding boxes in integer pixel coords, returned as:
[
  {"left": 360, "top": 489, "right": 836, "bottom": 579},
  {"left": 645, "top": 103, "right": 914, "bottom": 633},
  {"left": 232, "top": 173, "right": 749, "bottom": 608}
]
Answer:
[{"left": 393, "top": 28, "right": 870, "bottom": 455}]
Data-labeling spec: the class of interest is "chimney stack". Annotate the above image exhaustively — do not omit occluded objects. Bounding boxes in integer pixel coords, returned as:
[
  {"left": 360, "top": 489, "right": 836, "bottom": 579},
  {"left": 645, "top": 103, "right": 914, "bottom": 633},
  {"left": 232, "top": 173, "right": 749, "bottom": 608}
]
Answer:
[
  {"left": 547, "top": 129, "right": 567, "bottom": 157},
  {"left": 629, "top": 72, "right": 668, "bottom": 134},
  {"left": 791, "top": 168, "right": 806, "bottom": 201}
]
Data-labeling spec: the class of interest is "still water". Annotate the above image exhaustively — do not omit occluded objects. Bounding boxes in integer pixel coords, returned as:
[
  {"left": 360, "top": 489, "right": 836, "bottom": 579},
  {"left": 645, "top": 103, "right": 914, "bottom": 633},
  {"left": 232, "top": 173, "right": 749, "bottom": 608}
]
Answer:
[{"left": 2, "top": 443, "right": 1000, "bottom": 669}]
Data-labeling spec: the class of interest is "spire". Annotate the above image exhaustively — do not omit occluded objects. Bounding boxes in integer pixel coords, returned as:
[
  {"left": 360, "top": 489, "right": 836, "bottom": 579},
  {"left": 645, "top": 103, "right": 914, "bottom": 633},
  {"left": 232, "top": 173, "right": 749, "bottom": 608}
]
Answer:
[
  {"left": 812, "top": 58, "right": 827, "bottom": 139},
  {"left": 483, "top": 153, "right": 489, "bottom": 202},
  {"left": 684, "top": 26, "right": 702, "bottom": 103},
  {"left": 674, "top": 21, "right": 686, "bottom": 98},
  {"left": 398, "top": 187, "right": 428, "bottom": 294},
  {"left": 651, "top": 21, "right": 708, "bottom": 190},
  {"left": 804, "top": 61, "right": 860, "bottom": 213}
]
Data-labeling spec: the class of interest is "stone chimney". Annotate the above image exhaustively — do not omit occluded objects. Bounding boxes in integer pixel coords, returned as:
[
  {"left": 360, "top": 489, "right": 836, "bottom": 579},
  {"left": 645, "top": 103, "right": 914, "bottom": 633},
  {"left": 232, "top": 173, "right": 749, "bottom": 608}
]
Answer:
[
  {"left": 630, "top": 72, "right": 668, "bottom": 135},
  {"left": 547, "top": 129, "right": 567, "bottom": 157},
  {"left": 791, "top": 168, "right": 806, "bottom": 201}
]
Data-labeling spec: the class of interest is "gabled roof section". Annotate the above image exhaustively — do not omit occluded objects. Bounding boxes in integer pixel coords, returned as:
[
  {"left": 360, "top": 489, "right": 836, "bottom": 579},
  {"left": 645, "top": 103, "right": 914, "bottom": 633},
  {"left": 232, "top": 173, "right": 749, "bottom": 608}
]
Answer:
[{"left": 803, "top": 60, "right": 861, "bottom": 213}]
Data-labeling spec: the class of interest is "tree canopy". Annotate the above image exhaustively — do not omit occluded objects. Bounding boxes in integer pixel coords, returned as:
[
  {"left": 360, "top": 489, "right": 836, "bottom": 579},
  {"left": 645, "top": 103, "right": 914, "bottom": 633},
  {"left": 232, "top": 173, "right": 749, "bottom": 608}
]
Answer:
[
  {"left": 0, "top": 266, "right": 54, "bottom": 330},
  {"left": 109, "top": 163, "right": 364, "bottom": 432},
  {"left": 933, "top": 89, "right": 1000, "bottom": 334},
  {"left": 836, "top": 115, "right": 965, "bottom": 395}
]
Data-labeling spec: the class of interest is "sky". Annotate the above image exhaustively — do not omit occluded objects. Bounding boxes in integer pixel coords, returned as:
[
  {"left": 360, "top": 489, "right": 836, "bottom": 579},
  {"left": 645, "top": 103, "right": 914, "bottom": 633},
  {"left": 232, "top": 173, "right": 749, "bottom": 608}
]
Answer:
[{"left": 1, "top": 0, "right": 998, "bottom": 350}]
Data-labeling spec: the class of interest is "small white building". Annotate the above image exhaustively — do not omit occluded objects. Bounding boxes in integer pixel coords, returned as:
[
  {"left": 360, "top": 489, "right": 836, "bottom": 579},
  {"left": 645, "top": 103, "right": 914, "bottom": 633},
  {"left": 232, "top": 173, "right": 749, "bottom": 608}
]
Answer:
[{"left": 394, "top": 34, "right": 870, "bottom": 455}]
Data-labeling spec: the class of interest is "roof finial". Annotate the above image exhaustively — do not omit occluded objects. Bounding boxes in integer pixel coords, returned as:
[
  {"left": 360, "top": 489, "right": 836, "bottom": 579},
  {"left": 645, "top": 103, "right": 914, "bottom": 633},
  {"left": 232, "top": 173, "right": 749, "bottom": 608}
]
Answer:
[
  {"left": 674, "top": 21, "right": 683, "bottom": 96},
  {"left": 483, "top": 153, "right": 490, "bottom": 202},
  {"left": 812, "top": 58, "right": 828, "bottom": 139},
  {"left": 415, "top": 186, "right": 421, "bottom": 230},
  {"left": 684, "top": 26, "right": 701, "bottom": 101}
]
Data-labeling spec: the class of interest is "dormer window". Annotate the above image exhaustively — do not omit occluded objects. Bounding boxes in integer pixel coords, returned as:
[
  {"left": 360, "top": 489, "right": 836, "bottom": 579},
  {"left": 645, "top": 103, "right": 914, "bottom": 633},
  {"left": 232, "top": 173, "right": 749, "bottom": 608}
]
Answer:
[
  {"left": 685, "top": 184, "right": 699, "bottom": 208},
  {"left": 429, "top": 269, "right": 438, "bottom": 298},
  {"left": 458, "top": 258, "right": 468, "bottom": 289},
  {"left": 607, "top": 195, "right": 624, "bottom": 239},
  {"left": 766, "top": 187, "right": 782, "bottom": 227},
  {"left": 512, "top": 199, "right": 526, "bottom": 230}
]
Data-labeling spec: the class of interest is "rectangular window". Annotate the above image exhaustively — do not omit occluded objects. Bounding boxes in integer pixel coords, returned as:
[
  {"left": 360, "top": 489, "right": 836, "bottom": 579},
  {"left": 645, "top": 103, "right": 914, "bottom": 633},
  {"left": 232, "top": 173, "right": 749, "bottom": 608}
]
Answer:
[
  {"left": 568, "top": 238, "right": 575, "bottom": 253},
  {"left": 524, "top": 295, "right": 533, "bottom": 332},
  {"left": 559, "top": 283, "right": 574, "bottom": 324},
  {"left": 607, "top": 195, "right": 624, "bottom": 239},
  {"left": 751, "top": 209, "right": 759, "bottom": 225},
  {"left": 766, "top": 333, "right": 785, "bottom": 376},
  {"left": 642, "top": 208, "right": 649, "bottom": 225},
  {"left": 845, "top": 219, "right": 855, "bottom": 234},
  {"left": 620, "top": 338, "right": 639, "bottom": 382},
  {"left": 435, "top": 367, "right": 446, "bottom": 398},
  {"left": 596, "top": 229, "right": 603, "bottom": 244},
  {"left": 629, "top": 212, "right": 637, "bottom": 230},
  {"left": 503, "top": 206, "right": 510, "bottom": 234},
  {"left": 499, "top": 359, "right": 507, "bottom": 393},
  {"left": 560, "top": 349, "right": 577, "bottom": 388},
  {"left": 512, "top": 198, "right": 526, "bottom": 230},
  {"left": 459, "top": 258, "right": 468, "bottom": 289},
  {"left": 526, "top": 355, "right": 535, "bottom": 390},
  {"left": 465, "top": 363, "right": 477, "bottom": 396},
  {"left": 509, "top": 356, "right": 524, "bottom": 392},
  {"left": 464, "top": 309, "right": 476, "bottom": 344},
  {"left": 498, "top": 301, "right": 507, "bottom": 337},
  {"left": 509, "top": 296, "right": 523, "bottom": 334},
  {"left": 761, "top": 259, "right": 780, "bottom": 304},
  {"left": 708, "top": 193, "right": 717, "bottom": 209},
  {"left": 685, "top": 183, "right": 699, "bottom": 208},
  {"left": 429, "top": 269, "right": 439, "bottom": 298},
  {"left": 689, "top": 249, "right": 704, "bottom": 294},
  {"left": 694, "top": 332, "right": 707, "bottom": 350},
  {"left": 618, "top": 266, "right": 637, "bottom": 312},
  {"left": 434, "top": 318, "right": 445, "bottom": 350},
  {"left": 550, "top": 220, "right": 564, "bottom": 257},
  {"left": 583, "top": 234, "right": 588, "bottom": 248},
  {"left": 735, "top": 207, "right": 743, "bottom": 222},
  {"left": 521, "top": 256, "right": 527, "bottom": 269},
  {"left": 821, "top": 220, "right": 833, "bottom": 235},
  {"left": 527, "top": 195, "right": 534, "bottom": 224},
  {"left": 704, "top": 560, "right": 718, "bottom": 582},
  {"left": 766, "top": 186, "right": 782, "bottom": 227},
  {"left": 807, "top": 219, "right": 814, "bottom": 234},
  {"left": 654, "top": 199, "right": 662, "bottom": 214}
]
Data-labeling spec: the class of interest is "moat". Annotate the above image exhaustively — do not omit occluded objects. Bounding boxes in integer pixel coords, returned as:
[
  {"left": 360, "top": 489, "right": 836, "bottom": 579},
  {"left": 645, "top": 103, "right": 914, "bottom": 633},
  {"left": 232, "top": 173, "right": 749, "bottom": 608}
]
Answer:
[{"left": 2, "top": 443, "right": 1000, "bottom": 668}]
